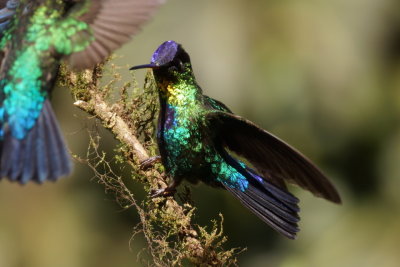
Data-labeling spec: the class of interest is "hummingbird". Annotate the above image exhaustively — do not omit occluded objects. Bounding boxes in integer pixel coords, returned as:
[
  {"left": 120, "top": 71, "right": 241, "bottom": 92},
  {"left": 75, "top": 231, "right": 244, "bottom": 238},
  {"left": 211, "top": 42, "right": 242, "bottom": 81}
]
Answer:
[
  {"left": 130, "top": 40, "right": 341, "bottom": 239},
  {"left": 0, "top": 0, "right": 164, "bottom": 183}
]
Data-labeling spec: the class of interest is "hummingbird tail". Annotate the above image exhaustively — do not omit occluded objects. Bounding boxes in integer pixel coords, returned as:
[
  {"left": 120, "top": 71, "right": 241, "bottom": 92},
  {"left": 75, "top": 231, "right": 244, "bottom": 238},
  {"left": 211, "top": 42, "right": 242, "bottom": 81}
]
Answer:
[
  {"left": 0, "top": 100, "right": 72, "bottom": 183},
  {"left": 221, "top": 152, "right": 300, "bottom": 239}
]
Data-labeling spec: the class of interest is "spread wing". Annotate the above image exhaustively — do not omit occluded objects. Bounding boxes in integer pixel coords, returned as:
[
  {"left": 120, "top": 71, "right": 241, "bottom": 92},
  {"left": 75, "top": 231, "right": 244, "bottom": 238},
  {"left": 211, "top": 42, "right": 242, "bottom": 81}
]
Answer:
[
  {"left": 68, "top": 0, "right": 164, "bottom": 70},
  {"left": 206, "top": 111, "right": 341, "bottom": 203}
]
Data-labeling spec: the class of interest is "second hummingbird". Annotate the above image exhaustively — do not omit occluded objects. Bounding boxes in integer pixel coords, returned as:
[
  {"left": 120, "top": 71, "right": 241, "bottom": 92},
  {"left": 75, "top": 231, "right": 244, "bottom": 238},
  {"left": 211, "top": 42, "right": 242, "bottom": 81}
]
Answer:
[
  {"left": 131, "top": 40, "right": 341, "bottom": 239},
  {"left": 0, "top": 0, "right": 163, "bottom": 183}
]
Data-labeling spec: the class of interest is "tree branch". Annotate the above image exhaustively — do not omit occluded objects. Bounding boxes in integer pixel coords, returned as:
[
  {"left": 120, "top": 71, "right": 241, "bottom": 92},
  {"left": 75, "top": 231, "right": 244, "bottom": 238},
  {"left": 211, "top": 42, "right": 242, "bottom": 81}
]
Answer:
[{"left": 58, "top": 63, "right": 242, "bottom": 266}]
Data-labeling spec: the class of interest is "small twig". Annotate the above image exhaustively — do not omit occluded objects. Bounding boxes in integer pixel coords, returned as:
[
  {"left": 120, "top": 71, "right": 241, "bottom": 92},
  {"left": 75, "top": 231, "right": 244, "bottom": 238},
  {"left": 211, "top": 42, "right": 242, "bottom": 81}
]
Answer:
[{"left": 74, "top": 96, "right": 149, "bottom": 162}]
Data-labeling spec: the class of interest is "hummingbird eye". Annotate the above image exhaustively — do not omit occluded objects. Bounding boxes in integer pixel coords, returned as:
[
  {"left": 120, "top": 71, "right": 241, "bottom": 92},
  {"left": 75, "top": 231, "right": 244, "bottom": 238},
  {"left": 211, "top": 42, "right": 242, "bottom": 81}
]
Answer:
[
  {"left": 178, "top": 60, "right": 185, "bottom": 71},
  {"left": 168, "top": 66, "right": 178, "bottom": 73},
  {"left": 168, "top": 59, "right": 185, "bottom": 73},
  {"left": 176, "top": 59, "right": 185, "bottom": 72}
]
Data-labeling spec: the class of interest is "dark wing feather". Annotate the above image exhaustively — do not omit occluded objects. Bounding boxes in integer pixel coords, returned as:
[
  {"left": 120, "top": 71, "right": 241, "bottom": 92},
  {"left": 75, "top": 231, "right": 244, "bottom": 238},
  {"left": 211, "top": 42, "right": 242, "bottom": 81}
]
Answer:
[
  {"left": 206, "top": 111, "right": 341, "bottom": 203},
  {"left": 68, "top": 0, "right": 164, "bottom": 70},
  {"left": 203, "top": 95, "right": 233, "bottom": 113}
]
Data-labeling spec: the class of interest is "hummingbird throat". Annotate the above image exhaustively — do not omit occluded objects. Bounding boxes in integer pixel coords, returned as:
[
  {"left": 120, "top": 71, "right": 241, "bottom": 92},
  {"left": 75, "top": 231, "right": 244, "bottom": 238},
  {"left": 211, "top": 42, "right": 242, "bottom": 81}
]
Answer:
[{"left": 157, "top": 77, "right": 200, "bottom": 107}]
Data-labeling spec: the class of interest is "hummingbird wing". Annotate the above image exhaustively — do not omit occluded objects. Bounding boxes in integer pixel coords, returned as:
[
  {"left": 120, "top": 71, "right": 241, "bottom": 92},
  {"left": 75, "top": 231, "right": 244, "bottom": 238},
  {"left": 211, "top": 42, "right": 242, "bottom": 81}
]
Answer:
[
  {"left": 205, "top": 111, "right": 341, "bottom": 203},
  {"left": 67, "top": 0, "right": 164, "bottom": 70},
  {"left": 204, "top": 95, "right": 288, "bottom": 189},
  {"left": 203, "top": 95, "right": 233, "bottom": 113},
  {"left": 204, "top": 97, "right": 301, "bottom": 238}
]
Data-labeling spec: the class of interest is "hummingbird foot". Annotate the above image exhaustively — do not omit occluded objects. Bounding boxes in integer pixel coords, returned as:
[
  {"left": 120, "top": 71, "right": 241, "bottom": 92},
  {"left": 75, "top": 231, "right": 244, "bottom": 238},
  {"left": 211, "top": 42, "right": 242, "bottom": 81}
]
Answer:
[
  {"left": 150, "top": 187, "right": 177, "bottom": 198},
  {"left": 150, "top": 179, "right": 180, "bottom": 198},
  {"left": 140, "top": 156, "right": 162, "bottom": 170}
]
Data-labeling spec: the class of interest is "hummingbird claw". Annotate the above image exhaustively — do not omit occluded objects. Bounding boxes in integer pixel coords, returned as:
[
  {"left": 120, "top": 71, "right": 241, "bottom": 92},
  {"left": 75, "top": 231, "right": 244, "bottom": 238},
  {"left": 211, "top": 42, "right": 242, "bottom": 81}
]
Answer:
[
  {"left": 150, "top": 187, "right": 177, "bottom": 198},
  {"left": 140, "top": 156, "right": 162, "bottom": 170},
  {"left": 150, "top": 178, "right": 180, "bottom": 198}
]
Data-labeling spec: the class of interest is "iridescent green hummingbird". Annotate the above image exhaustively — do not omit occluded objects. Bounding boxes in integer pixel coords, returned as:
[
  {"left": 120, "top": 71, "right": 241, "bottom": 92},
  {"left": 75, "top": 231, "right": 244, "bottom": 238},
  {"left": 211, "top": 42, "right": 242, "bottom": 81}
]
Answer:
[
  {"left": 0, "top": 0, "right": 164, "bottom": 183},
  {"left": 130, "top": 40, "right": 341, "bottom": 239}
]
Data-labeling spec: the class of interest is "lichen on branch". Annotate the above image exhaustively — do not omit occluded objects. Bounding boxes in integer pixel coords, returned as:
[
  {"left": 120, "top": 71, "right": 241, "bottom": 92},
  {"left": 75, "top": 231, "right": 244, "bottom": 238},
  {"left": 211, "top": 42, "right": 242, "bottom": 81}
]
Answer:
[{"left": 58, "top": 62, "right": 243, "bottom": 266}]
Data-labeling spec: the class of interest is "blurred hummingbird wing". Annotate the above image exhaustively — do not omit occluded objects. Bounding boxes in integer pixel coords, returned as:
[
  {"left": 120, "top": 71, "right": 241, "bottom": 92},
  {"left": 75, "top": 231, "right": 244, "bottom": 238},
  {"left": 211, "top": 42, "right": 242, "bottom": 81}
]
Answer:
[
  {"left": 206, "top": 111, "right": 341, "bottom": 203},
  {"left": 68, "top": 0, "right": 164, "bottom": 70}
]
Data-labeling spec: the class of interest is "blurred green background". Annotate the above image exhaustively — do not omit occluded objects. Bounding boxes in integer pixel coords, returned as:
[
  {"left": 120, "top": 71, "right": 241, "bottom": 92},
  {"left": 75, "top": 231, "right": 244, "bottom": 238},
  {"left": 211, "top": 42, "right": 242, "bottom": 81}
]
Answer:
[{"left": 1, "top": 0, "right": 400, "bottom": 266}]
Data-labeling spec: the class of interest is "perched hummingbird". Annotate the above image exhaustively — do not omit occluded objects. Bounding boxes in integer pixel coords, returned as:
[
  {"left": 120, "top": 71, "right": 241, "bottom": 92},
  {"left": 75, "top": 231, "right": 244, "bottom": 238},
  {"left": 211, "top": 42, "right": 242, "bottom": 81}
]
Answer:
[
  {"left": 130, "top": 40, "right": 341, "bottom": 239},
  {"left": 0, "top": 0, "right": 163, "bottom": 183}
]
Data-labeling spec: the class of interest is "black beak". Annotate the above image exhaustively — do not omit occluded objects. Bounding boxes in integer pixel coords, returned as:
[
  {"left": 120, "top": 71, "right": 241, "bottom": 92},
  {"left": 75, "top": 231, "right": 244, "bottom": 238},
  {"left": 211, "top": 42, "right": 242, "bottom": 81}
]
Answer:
[{"left": 129, "top": 63, "right": 159, "bottom": 70}]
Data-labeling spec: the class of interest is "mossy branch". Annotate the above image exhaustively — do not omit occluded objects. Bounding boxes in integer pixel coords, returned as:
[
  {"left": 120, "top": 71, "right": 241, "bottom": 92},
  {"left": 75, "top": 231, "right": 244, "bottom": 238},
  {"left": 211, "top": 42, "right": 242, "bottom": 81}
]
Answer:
[{"left": 58, "top": 62, "right": 243, "bottom": 266}]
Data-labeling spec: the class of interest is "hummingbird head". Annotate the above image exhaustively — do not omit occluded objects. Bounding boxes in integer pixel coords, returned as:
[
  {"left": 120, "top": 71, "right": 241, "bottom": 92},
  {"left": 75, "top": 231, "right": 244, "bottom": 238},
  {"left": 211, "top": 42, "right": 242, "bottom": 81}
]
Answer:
[
  {"left": 131, "top": 41, "right": 202, "bottom": 100},
  {"left": 150, "top": 40, "right": 190, "bottom": 67},
  {"left": 130, "top": 40, "right": 192, "bottom": 78}
]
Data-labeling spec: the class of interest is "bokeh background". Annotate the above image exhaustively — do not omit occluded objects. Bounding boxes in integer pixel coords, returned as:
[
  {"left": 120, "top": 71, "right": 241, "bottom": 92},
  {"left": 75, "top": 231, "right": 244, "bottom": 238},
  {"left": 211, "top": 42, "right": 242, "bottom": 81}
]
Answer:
[{"left": 1, "top": 0, "right": 400, "bottom": 266}]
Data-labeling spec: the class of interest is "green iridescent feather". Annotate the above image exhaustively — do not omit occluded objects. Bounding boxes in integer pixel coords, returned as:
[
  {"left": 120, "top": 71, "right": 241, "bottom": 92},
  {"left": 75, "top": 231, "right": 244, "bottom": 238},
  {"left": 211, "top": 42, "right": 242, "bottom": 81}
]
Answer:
[
  {"left": 154, "top": 64, "right": 248, "bottom": 190},
  {"left": 1, "top": 1, "right": 92, "bottom": 139},
  {"left": 0, "top": 0, "right": 164, "bottom": 183}
]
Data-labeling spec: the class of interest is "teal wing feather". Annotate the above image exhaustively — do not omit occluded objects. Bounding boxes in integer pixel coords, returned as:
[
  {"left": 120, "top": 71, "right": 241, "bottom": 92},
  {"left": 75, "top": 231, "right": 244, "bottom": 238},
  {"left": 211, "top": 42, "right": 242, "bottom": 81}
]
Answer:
[
  {"left": 206, "top": 111, "right": 341, "bottom": 203},
  {"left": 203, "top": 95, "right": 232, "bottom": 113}
]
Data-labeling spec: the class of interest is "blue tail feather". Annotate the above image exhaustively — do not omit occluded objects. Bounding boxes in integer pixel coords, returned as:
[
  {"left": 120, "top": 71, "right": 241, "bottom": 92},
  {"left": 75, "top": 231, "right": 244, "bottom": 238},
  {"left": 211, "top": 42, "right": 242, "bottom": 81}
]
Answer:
[
  {"left": 21, "top": 124, "right": 37, "bottom": 183},
  {"left": 36, "top": 114, "right": 49, "bottom": 183},
  {"left": 44, "top": 105, "right": 72, "bottom": 180},
  {"left": 246, "top": 168, "right": 299, "bottom": 206},
  {"left": 220, "top": 149, "right": 300, "bottom": 239},
  {"left": 245, "top": 168, "right": 300, "bottom": 213},
  {"left": 0, "top": 100, "right": 72, "bottom": 183}
]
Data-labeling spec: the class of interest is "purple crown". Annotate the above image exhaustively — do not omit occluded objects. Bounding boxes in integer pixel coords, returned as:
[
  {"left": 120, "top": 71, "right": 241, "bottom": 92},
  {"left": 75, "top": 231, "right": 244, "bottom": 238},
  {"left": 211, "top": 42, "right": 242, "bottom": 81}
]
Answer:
[{"left": 151, "top": 40, "right": 179, "bottom": 66}]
